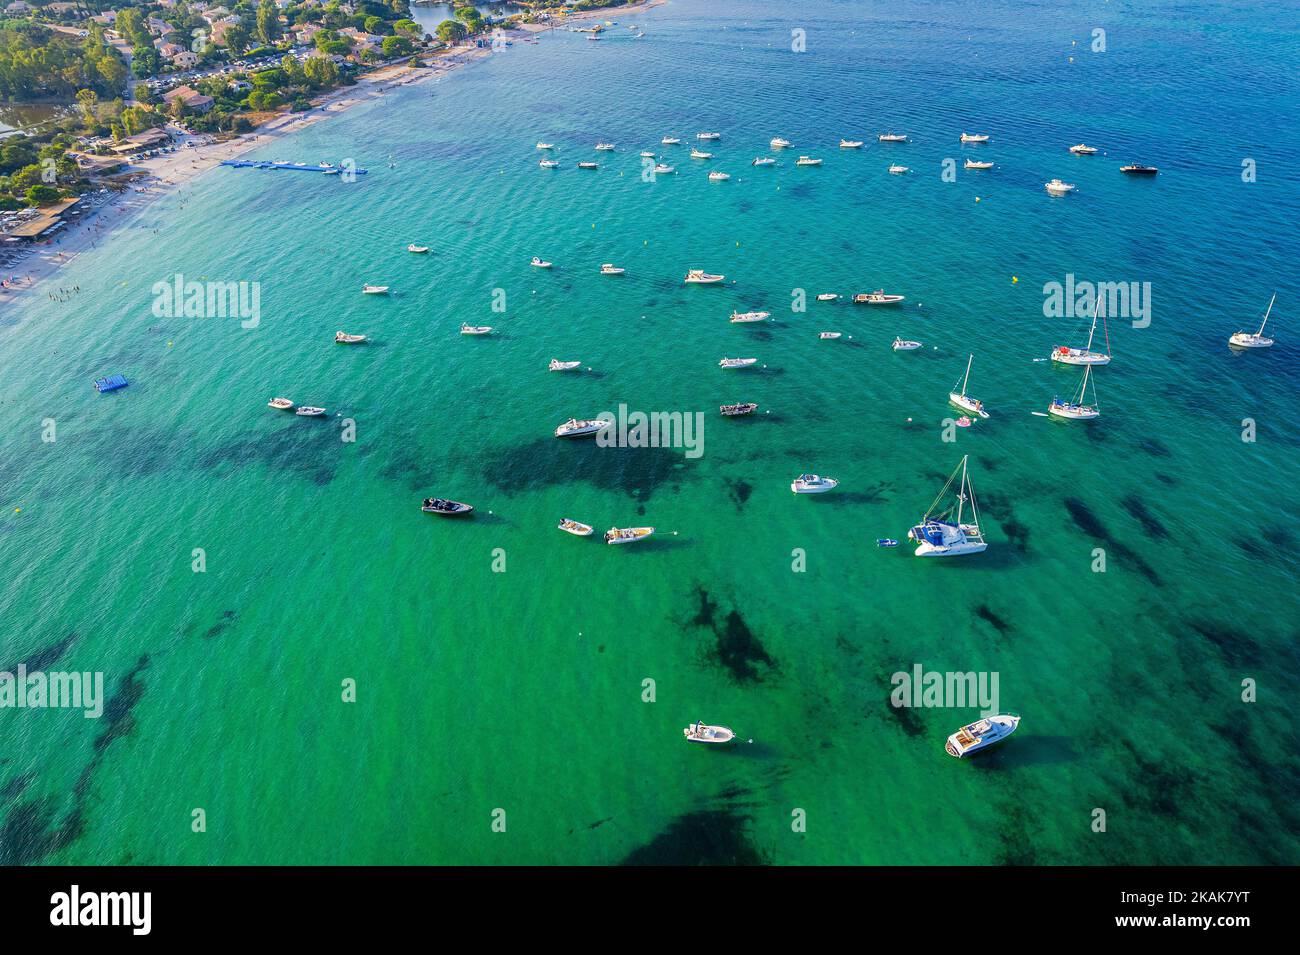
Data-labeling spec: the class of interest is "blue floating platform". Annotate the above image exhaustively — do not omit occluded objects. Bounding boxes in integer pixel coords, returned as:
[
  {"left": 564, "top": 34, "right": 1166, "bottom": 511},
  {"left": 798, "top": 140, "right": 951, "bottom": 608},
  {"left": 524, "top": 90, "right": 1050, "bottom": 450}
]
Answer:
[
  {"left": 219, "top": 160, "right": 367, "bottom": 175},
  {"left": 94, "top": 374, "right": 129, "bottom": 393}
]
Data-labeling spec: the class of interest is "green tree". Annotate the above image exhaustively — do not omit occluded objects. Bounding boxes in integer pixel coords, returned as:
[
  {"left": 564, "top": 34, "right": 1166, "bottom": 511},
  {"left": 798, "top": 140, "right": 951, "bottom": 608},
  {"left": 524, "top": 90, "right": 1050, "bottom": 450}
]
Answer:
[
  {"left": 363, "top": 16, "right": 386, "bottom": 35},
  {"left": 302, "top": 54, "right": 339, "bottom": 89},
  {"left": 381, "top": 35, "right": 412, "bottom": 58},
  {"left": 436, "top": 20, "right": 467, "bottom": 43},
  {"left": 225, "top": 23, "right": 251, "bottom": 56},
  {"left": 75, "top": 88, "right": 99, "bottom": 123},
  {"left": 256, "top": 0, "right": 283, "bottom": 45},
  {"left": 393, "top": 19, "right": 420, "bottom": 37},
  {"left": 26, "top": 184, "right": 62, "bottom": 205}
]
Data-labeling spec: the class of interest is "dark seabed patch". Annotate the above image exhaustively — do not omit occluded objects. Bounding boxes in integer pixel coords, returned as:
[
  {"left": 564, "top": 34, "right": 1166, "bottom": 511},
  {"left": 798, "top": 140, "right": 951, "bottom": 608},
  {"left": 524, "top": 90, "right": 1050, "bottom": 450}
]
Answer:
[
  {"left": 1188, "top": 620, "right": 1261, "bottom": 669},
  {"left": 1120, "top": 494, "right": 1169, "bottom": 539},
  {"left": 975, "top": 604, "right": 1010, "bottom": 634},
  {"left": 999, "top": 518, "right": 1030, "bottom": 552},
  {"left": 5, "top": 632, "right": 77, "bottom": 672},
  {"left": 1064, "top": 497, "right": 1162, "bottom": 584},
  {"left": 621, "top": 810, "right": 766, "bottom": 865},
  {"left": 202, "top": 610, "right": 237, "bottom": 640},
  {"left": 686, "top": 586, "right": 776, "bottom": 683},
  {"left": 883, "top": 698, "right": 925, "bottom": 737},
  {"left": 198, "top": 425, "right": 340, "bottom": 486},
  {"left": 477, "top": 437, "right": 686, "bottom": 503},
  {"left": 1138, "top": 436, "right": 1172, "bottom": 458},
  {"left": 727, "top": 478, "right": 753, "bottom": 509}
]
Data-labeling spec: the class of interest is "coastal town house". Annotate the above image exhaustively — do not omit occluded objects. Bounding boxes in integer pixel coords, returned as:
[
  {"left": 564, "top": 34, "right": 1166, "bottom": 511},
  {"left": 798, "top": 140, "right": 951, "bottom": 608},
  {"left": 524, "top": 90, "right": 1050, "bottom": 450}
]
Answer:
[
  {"left": 163, "top": 85, "right": 215, "bottom": 114},
  {"left": 171, "top": 50, "right": 199, "bottom": 68}
]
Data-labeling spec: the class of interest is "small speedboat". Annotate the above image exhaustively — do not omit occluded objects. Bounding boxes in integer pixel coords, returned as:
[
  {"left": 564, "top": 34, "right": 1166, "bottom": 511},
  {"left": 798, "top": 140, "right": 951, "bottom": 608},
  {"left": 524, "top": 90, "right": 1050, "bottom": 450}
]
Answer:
[
  {"left": 640, "top": 150, "right": 656, "bottom": 158},
  {"left": 683, "top": 720, "right": 735, "bottom": 743},
  {"left": 460, "top": 324, "right": 493, "bottom": 335},
  {"left": 960, "top": 133, "right": 990, "bottom": 143},
  {"left": 539, "top": 159, "right": 559, "bottom": 169},
  {"left": 878, "top": 133, "right": 907, "bottom": 142},
  {"left": 791, "top": 473, "right": 838, "bottom": 494},
  {"left": 854, "top": 290, "right": 905, "bottom": 305},
  {"left": 537, "top": 142, "right": 554, "bottom": 150},
  {"left": 1045, "top": 179, "right": 1075, "bottom": 196},
  {"left": 1120, "top": 164, "right": 1158, "bottom": 175},
  {"left": 600, "top": 263, "right": 625, "bottom": 275},
  {"left": 268, "top": 397, "right": 294, "bottom": 410},
  {"left": 795, "top": 156, "right": 822, "bottom": 166},
  {"left": 816, "top": 293, "right": 839, "bottom": 302},
  {"left": 554, "top": 417, "right": 606, "bottom": 438},
  {"left": 1069, "top": 143, "right": 1098, "bottom": 155},
  {"left": 720, "top": 402, "right": 758, "bottom": 416},
  {"left": 876, "top": 538, "right": 899, "bottom": 548},
  {"left": 362, "top": 285, "right": 389, "bottom": 294},
  {"left": 1229, "top": 294, "right": 1276, "bottom": 349},
  {"left": 654, "top": 163, "right": 675, "bottom": 174},
  {"left": 964, "top": 159, "right": 993, "bottom": 169},
  {"left": 696, "top": 132, "right": 721, "bottom": 140},
  {"left": 684, "top": 269, "right": 725, "bottom": 284},
  {"left": 819, "top": 331, "right": 842, "bottom": 339},
  {"left": 770, "top": 137, "right": 792, "bottom": 149},
  {"left": 558, "top": 518, "right": 594, "bottom": 536},
  {"left": 730, "top": 310, "right": 769, "bottom": 323},
  {"left": 888, "top": 164, "right": 910, "bottom": 175},
  {"left": 946, "top": 714, "right": 1020, "bottom": 758},
  {"left": 751, "top": 156, "right": 776, "bottom": 166},
  {"left": 605, "top": 526, "right": 654, "bottom": 544},
  {"left": 295, "top": 406, "right": 327, "bottom": 417},
  {"left": 719, "top": 357, "right": 757, "bottom": 369},
  {"left": 577, "top": 161, "right": 599, "bottom": 170},
  {"left": 422, "top": 497, "right": 474, "bottom": 516},
  {"left": 531, "top": 257, "right": 553, "bottom": 268},
  {"left": 408, "top": 244, "right": 430, "bottom": 253},
  {"left": 840, "top": 139, "right": 864, "bottom": 148},
  {"left": 335, "top": 331, "right": 366, "bottom": 344},
  {"left": 595, "top": 142, "right": 615, "bottom": 151},
  {"left": 708, "top": 170, "right": 731, "bottom": 181},
  {"left": 690, "top": 148, "right": 713, "bottom": 159},
  {"left": 662, "top": 136, "right": 681, "bottom": 145},
  {"left": 549, "top": 359, "right": 582, "bottom": 371},
  {"left": 892, "top": 338, "right": 922, "bottom": 351}
]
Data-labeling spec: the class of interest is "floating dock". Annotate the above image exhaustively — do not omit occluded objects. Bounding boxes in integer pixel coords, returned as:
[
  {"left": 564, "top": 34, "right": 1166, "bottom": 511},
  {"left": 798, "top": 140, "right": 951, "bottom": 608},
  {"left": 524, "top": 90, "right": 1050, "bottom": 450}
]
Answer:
[
  {"left": 219, "top": 160, "right": 368, "bottom": 175},
  {"left": 93, "top": 374, "right": 129, "bottom": 393}
]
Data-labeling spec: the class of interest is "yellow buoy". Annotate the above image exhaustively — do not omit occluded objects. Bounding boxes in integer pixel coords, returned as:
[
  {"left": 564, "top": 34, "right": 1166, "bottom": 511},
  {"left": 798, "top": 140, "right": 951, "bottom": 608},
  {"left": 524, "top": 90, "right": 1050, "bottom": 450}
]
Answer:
[{"left": 1012, "top": 276, "right": 1018, "bottom": 284}]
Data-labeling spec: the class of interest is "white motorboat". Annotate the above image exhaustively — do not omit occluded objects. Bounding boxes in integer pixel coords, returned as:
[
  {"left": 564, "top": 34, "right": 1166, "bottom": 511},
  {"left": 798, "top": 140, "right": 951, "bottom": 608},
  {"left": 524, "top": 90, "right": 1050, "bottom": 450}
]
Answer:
[
  {"left": 662, "top": 136, "right": 681, "bottom": 145},
  {"left": 888, "top": 164, "right": 910, "bottom": 174},
  {"left": 946, "top": 714, "right": 1019, "bottom": 758},
  {"left": 839, "top": 139, "right": 864, "bottom": 148},
  {"left": 816, "top": 293, "right": 839, "bottom": 301},
  {"left": 460, "top": 324, "right": 493, "bottom": 335},
  {"left": 948, "top": 354, "right": 989, "bottom": 418},
  {"left": 878, "top": 133, "right": 907, "bottom": 142},
  {"left": 605, "top": 526, "right": 654, "bottom": 544},
  {"left": 770, "top": 137, "right": 792, "bottom": 148},
  {"left": 684, "top": 269, "right": 725, "bottom": 284},
  {"left": 577, "top": 161, "right": 599, "bottom": 170},
  {"left": 548, "top": 359, "right": 582, "bottom": 372},
  {"left": 795, "top": 156, "right": 823, "bottom": 166},
  {"left": 640, "top": 150, "right": 656, "bottom": 158},
  {"left": 697, "top": 132, "right": 721, "bottom": 140},
  {"left": 683, "top": 720, "right": 735, "bottom": 743},
  {"left": 855, "top": 290, "right": 905, "bottom": 305},
  {"left": 408, "top": 244, "right": 430, "bottom": 253},
  {"left": 595, "top": 142, "right": 615, "bottom": 151},
  {"left": 654, "top": 163, "right": 675, "bottom": 174},
  {"left": 1229, "top": 294, "right": 1276, "bottom": 349},
  {"left": 335, "top": 331, "right": 366, "bottom": 344},
  {"left": 554, "top": 417, "right": 607, "bottom": 438},
  {"left": 537, "top": 142, "right": 554, "bottom": 150},
  {"left": 362, "top": 285, "right": 389, "bottom": 294},
  {"left": 1048, "top": 364, "right": 1101, "bottom": 420},
  {"left": 531, "top": 257, "right": 553, "bottom": 268},
  {"left": 422, "top": 497, "right": 473, "bottom": 515},
  {"left": 791, "top": 473, "right": 839, "bottom": 494},
  {"left": 908, "top": 455, "right": 987, "bottom": 557},
  {"left": 751, "top": 156, "right": 776, "bottom": 166},
  {"left": 892, "top": 337, "right": 922, "bottom": 351},
  {"left": 730, "top": 310, "right": 769, "bottom": 323},
  {"left": 708, "top": 170, "right": 731, "bottom": 181},
  {"left": 819, "top": 331, "right": 842, "bottom": 339},
  {"left": 539, "top": 159, "right": 559, "bottom": 169},
  {"left": 268, "top": 397, "right": 294, "bottom": 410},
  {"left": 720, "top": 402, "right": 758, "bottom": 416},
  {"left": 960, "top": 133, "right": 990, "bottom": 143},
  {"left": 964, "top": 159, "right": 993, "bottom": 169},
  {"left": 1045, "top": 178, "right": 1075, "bottom": 196},
  {"left": 719, "top": 357, "right": 758, "bottom": 369},
  {"left": 558, "top": 518, "right": 594, "bottom": 536},
  {"left": 295, "top": 406, "right": 327, "bottom": 417},
  {"left": 690, "top": 148, "right": 713, "bottom": 159},
  {"left": 1052, "top": 299, "right": 1111, "bottom": 365},
  {"left": 600, "top": 263, "right": 625, "bottom": 275},
  {"left": 1069, "top": 143, "right": 1098, "bottom": 155}
]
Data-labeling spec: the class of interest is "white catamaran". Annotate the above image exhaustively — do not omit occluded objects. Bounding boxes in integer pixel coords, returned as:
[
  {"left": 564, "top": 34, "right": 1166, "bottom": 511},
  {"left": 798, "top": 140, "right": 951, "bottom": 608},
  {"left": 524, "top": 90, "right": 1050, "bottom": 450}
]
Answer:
[
  {"left": 907, "top": 455, "right": 987, "bottom": 557},
  {"left": 948, "top": 354, "right": 989, "bottom": 418}
]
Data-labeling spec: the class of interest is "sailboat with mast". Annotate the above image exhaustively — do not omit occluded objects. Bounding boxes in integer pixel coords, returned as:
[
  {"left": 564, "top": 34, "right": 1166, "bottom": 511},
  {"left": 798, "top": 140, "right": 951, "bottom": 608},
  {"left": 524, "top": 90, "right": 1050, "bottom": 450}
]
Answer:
[
  {"left": 1051, "top": 293, "right": 1112, "bottom": 365},
  {"left": 907, "top": 455, "right": 987, "bottom": 557},
  {"left": 1229, "top": 293, "right": 1276, "bottom": 349},
  {"left": 948, "top": 354, "right": 989, "bottom": 418},
  {"left": 1048, "top": 365, "right": 1100, "bottom": 420}
]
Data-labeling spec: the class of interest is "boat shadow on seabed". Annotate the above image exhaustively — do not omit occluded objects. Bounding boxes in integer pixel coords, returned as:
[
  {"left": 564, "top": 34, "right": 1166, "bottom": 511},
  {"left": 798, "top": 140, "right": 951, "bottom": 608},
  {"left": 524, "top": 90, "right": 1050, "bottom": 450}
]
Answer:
[{"left": 967, "top": 734, "right": 1075, "bottom": 769}]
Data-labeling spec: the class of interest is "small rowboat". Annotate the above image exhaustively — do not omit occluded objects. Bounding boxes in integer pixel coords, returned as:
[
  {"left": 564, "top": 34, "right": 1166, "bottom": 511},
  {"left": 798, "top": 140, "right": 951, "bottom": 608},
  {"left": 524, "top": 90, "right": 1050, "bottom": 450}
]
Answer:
[
  {"left": 335, "top": 332, "right": 366, "bottom": 344},
  {"left": 892, "top": 338, "right": 922, "bottom": 351},
  {"left": 605, "top": 526, "right": 654, "bottom": 545},
  {"left": 719, "top": 357, "right": 757, "bottom": 369},
  {"left": 549, "top": 359, "right": 581, "bottom": 372},
  {"left": 295, "top": 406, "right": 327, "bottom": 417},
  {"left": 268, "top": 397, "right": 294, "bottom": 410},
  {"left": 819, "top": 331, "right": 842, "bottom": 339},
  {"left": 422, "top": 497, "right": 474, "bottom": 515},
  {"left": 730, "top": 310, "right": 769, "bottom": 323},
  {"left": 558, "top": 518, "right": 594, "bottom": 536},
  {"left": 460, "top": 324, "right": 493, "bottom": 335},
  {"left": 684, "top": 721, "right": 735, "bottom": 743},
  {"left": 408, "top": 244, "right": 429, "bottom": 253},
  {"left": 362, "top": 285, "right": 389, "bottom": 294},
  {"left": 720, "top": 402, "right": 758, "bottom": 416}
]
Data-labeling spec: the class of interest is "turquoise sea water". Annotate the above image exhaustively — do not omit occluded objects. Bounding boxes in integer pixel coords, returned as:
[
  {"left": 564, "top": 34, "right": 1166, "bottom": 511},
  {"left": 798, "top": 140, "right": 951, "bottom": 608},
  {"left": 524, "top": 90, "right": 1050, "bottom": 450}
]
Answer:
[{"left": 2, "top": 0, "right": 1298, "bottom": 865}]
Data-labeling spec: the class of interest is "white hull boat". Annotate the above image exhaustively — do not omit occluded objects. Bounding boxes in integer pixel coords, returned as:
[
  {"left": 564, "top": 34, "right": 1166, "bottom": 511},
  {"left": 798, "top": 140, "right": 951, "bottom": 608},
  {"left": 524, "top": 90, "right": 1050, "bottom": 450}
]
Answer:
[
  {"left": 684, "top": 270, "right": 724, "bottom": 284},
  {"left": 730, "top": 310, "right": 769, "bottom": 323},
  {"left": 558, "top": 518, "right": 594, "bottom": 536},
  {"left": 946, "top": 714, "right": 1019, "bottom": 757},
  {"left": 295, "top": 406, "right": 327, "bottom": 417},
  {"left": 683, "top": 721, "right": 735, "bottom": 743},
  {"left": 408, "top": 245, "right": 430, "bottom": 253},
  {"left": 819, "top": 331, "right": 842, "bottom": 339},
  {"left": 362, "top": 285, "right": 389, "bottom": 294},
  {"left": 816, "top": 293, "right": 839, "bottom": 301},
  {"left": 948, "top": 354, "right": 989, "bottom": 418},
  {"left": 639, "top": 150, "right": 656, "bottom": 158},
  {"left": 696, "top": 132, "right": 721, "bottom": 140},
  {"left": 795, "top": 156, "right": 823, "bottom": 166},
  {"left": 960, "top": 133, "right": 990, "bottom": 143},
  {"left": 708, "top": 171, "right": 731, "bottom": 181},
  {"left": 892, "top": 338, "right": 922, "bottom": 351},
  {"left": 539, "top": 159, "right": 559, "bottom": 168},
  {"left": 554, "top": 417, "right": 607, "bottom": 438},
  {"left": 661, "top": 137, "right": 681, "bottom": 145},
  {"left": 1048, "top": 364, "right": 1101, "bottom": 420},
  {"left": 751, "top": 157, "right": 776, "bottom": 166},
  {"left": 1045, "top": 179, "right": 1075, "bottom": 196},
  {"left": 595, "top": 143, "right": 615, "bottom": 151},
  {"left": 840, "top": 140, "right": 863, "bottom": 148},
  {"left": 460, "top": 324, "right": 493, "bottom": 335},
  {"left": 855, "top": 291, "right": 905, "bottom": 305},
  {"left": 605, "top": 526, "right": 654, "bottom": 544},
  {"left": 577, "top": 162, "right": 598, "bottom": 170},
  {"left": 268, "top": 397, "right": 294, "bottom": 410},
  {"left": 1069, "top": 144, "right": 1098, "bottom": 155},
  {"left": 548, "top": 359, "right": 581, "bottom": 372},
  {"left": 531, "top": 257, "right": 553, "bottom": 268},
  {"left": 878, "top": 133, "right": 907, "bottom": 142},
  {"left": 600, "top": 264, "right": 625, "bottom": 275},
  {"left": 770, "top": 137, "right": 792, "bottom": 149},
  {"left": 690, "top": 149, "right": 713, "bottom": 159},
  {"left": 1052, "top": 302, "right": 1111, "bottom": 365},
  {"left": 964, "top": 159, "right": 993, "bottom": 169},
  {"left": 1229, "top": 294, "right": 1276, "bottom": 349},
  {"left": 888, "top": 164, "right": 910, "bottom": 174},
  {"left": 536, "top": 142, "right": 554, "bottom": 150},
  {"left": 422, "top": 497, "right": 473, "bottom": 515},
  {"left": 719, "top": 357, "right": 757, "bottom": 369},
  {"left": 908, "top": 455, "right": 987, "bottom": 557},
  {"left": 654, "top": 163, "right": 675, "bottom": 174},
  {"left": 791, "top": 473, "right": 838, "bottom": 494},
  {"left": 335, "top": 332, "right": 366, "bottom": 344}
]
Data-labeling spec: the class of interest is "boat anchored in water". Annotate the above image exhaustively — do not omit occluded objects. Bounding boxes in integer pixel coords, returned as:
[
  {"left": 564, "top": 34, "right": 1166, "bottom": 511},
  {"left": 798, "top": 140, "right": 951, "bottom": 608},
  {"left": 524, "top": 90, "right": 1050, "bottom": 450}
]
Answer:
[
  {"left": 362, "top": 285, "right": 389, "bottom": 294},
  {"left": 720, "top": 402, "right": 758, "bottom": 416},
  {"left": 662, "top": 136, "right": 681, "bottom": 145},
  {"left": 554, "top": 418, "right": 606, "bottom": 438},
  {"left": 964, "top": 159, "right": 993, "bottom": 169},
  {"left": 422, "top": 497, "right": 474, "bottom": 515},
  {"left": 840, "top": 139, "right": 864, "bottom": 148},
  {"left": 730, "top": 310, "right": 769, "bottom": 323},
  {"left": 1045, "top": 179, "right": 1076, "bottom": 196},
  {"left": 888, "top": 164, "right": 910, "bottom": 175},
  {"left": 577, "top": 161, "right": 599, "bottom": 170},
  {"left": 654, "top": 163, "right": 675, "bottom": 174},
  {"left": 791, "top": 473, "right": 839, "bottom": 494},
  {"left": 719, "top": 357, "right": 758, "bottom": 369},
  {"left": 708, "top": 170, "right": 731, "bottom": 181},
  {"left": 1048, "top": 364, "right": 1101, "bottom": 420},
  {"left": 539, "top": 159, "right": 559, "bottom": 169},
  {"left": 268, "top": 397, "right": 295, "bottom": 410},
  {"left": 893, "top": 337, "right": 922, "bottom": 351},
  {"left": 595, "top": 142, "right": 615, "bottom": 151},
  {"left": 855, "top": 290, "right": 905, "bottom": 305},
  {"left": 946, "top": 714, "right": 1019, "bottom": 758},
  {"left": 949, "top": 354, "right": 988, "bottom": 418},
  {"left": 460, "top": 324, "right": 493, "bottom": 335},
  {"left": 1229, "top": 294, "right": 1277, "bottom": 349},
  {"left": 751, "top": 156, "right": 776, "bottom": 166},
  {"left": 600, "top": 263, "right": 625, "bottom": 275},
  {"left": 1052, "top": 301, "right": 1111, "bottom": 365},
  {"left": 605, "top": 526, "right": 654, "bottom": 544},
  {"left": 335, "top": 331, "right": 366, "bottom": 344},
  {"left": 1069, "top": 143, "right": 1098, "bottom": 155},
  {"left": 685, "top": 269, "right": 725, "bottom": 284},
  {"left": 795, "top": 156, "right": 823, "bottom": 166},
  {"left": 549, "top": 359, "right": 582, "bottom": 372},
  {"left": 537, "top": 142, "right": 554, "bottom": 150},
  {"left": 1120, "top": 164, "right": 1158, "bottom": 175},
  {"left": 697, "top": 132, "right": 721, "bottom": 141},
  {"left": 960, "top": 133, "right": 990, "bottom": 143},
  {"left": 908, "top": 455, "right": 987, "bottom": 557},
  {"left": 770, "top": 137, "right": 792, "bottom": 149},
  {"left": 816, "top": 293, "right": 839, "bottom": 301},
  {"left": 690, "top": 148, "right": 713, "bottom": 159},
  {"left": 408, "top": 244, "right": 430, "bottom": 253},
  {"left": 295, "top": 406, "right": 327, "bottom": 417},
  {"left": 531, "top": 256, "right": 553, "bottom": 268},
  {"left": 683, "top": 720, "right": 736, "bottom": 744},
  {"left": 558, "top": 518, "right": 594, "bottom": 536},
  {"left": 878, "top": 133, "right": 908, "bottom": 142},
  {"left": 819, "top": 331, "right": 842, "bottom": 339}
]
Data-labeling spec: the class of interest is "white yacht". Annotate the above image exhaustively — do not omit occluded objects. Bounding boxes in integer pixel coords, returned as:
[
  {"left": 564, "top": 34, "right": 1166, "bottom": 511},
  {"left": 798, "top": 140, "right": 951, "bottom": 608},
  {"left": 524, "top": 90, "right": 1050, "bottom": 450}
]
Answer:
[
  {"left": 595, "top": 142, "right": 615, "bottom": 151},
  {"left": 1048, "top": 365, "right": 1100, "bottom": 420},
  {"left": 408, "top": 244, "right": 430, "bottom": 253},
  {"left": 539, "top": 159, "right": 559, "bottom": 169},
  {"left": 908, "top": 455, "right": 987, "bottom": 557},
  {"left": 1229, "top": 294, "right": 1277, "bottom": 349},
  {"left": 708, "top": 170, "right": 731, "bottom": 181},
  {"left": 946, "top": 714, "right": 1019, "bottom": 758},
  {"left": 1069, "top": 144, "right": 1098, "bottom": 155},
  {"left": 683, "top": 720, "right": 735, "bottom": 743},
  {"left": 690, "top": 148, "right": 713, "bottom": 159},
  {"left": 854, "top": 290, "right": 905, "bottom": 305},
  {"left": 819, "top": 331, "right": 842, "bottom": 339},
  {"left": 605, "top": 526, "right": 655, "bottom": 544},
  {"left": 554, "top": 417, "right": 607, "bottom": 438},
  {"left": 839, "top": 139, "right": 864, "bottom": 148},
  {"left": 654, "top": 163, "right": 675, "bottom": 174},
  {"left": 600, "top": 263, "right": 625, "bottom": 275},
  {"left": 719, "top": 357, "right": 758, "bottom": 369},
  {"left": 684, "top": 269, "right": 725, "bottom": 284},
  {"left": 730, "top": 310, "right": 769, "bottom": 323},
  {"left": 531, "top": 256, "right": 553, "bottom": 268},
  {"left": 791, "top": 473, "right": 839, "bottom": 494},
  {"left": 295, "top": 406, "right": 327, "bottom": 417},
  {"left": 964, "top": 159, "right": 993, "bottom": 169},
  {"left": 770, "top": 137, "right": 792, "bottom": 148},
  {"left": 362, "top": 285, "right": 389, "bottom": 294},
  {"left": 1052, "top": 303, "right": 1111, "bottom": 365},
  {"left": 892, "top": 337, "right": 922, "bottom": 351},
  {"left": 697, "top": 132, "right": 721, "bottom": 140},
  {"left": 460, "top": 324, "right": 493, "bottom": 335},
  {"left": 751, "top": 156, "right": 776, "bottom": 166},
  {"left": 888, "top": 164, "right": 910, "bottom": 174},
  {"left": 960, "top": 133, "right": 990, "bottom": 143},
  {"left": 795, "top": 156, "right": 823, "bottom": 166},
  {"left": 878, "top": 133, "right": 907, "bottom": 142},
  {"left": 639, "top": 150, "right": 656, "bottom": 158},
  {"left": 661, "top": 136, "right": 681, "bottom": 145},
  {"left": 548, "top": 359, "right": 581, "bottom": 371},
  {"left": 816, "top": 293, "right": 839, "bottom": 301},
  {"left": 948, "top": 354, "right": 988, "bottom": 418},
  {"left": 1045, "top": 178, "right": 1075, "bottom": 196},
  {"left": 536, "top": 142, "right": 554, "bottom": 150}
]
